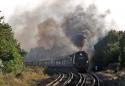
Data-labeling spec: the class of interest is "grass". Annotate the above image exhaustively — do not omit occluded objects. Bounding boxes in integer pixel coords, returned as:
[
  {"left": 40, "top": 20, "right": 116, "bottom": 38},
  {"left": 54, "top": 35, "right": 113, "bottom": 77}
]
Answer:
[{"left": 0, "top": 66, "right": 48, "bottom": 86}]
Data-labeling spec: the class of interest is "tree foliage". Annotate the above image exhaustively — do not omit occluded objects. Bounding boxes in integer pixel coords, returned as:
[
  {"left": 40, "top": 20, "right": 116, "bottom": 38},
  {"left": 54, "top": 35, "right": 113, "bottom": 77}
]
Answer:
[
  {"left": 0, "top": 17, "right": 23, "bottom": 73},
  {"left": 93, "top": 30, "right": 125, "bottom": 70}
]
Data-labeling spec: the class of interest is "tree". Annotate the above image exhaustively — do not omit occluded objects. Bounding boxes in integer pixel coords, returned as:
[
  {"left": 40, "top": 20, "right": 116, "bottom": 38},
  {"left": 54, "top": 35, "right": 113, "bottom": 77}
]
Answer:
[
  {"left": 92, "top": 30, "right": 125, "bottom": 70},
  {"left": 119, "top": 31, "right": 125, "bottom": 67},
  {"left": 0, "top": 16, "right": 23, "bottom": 73},
  {"left": 92, "top": 30, "right": 120, "bottom": 70}
]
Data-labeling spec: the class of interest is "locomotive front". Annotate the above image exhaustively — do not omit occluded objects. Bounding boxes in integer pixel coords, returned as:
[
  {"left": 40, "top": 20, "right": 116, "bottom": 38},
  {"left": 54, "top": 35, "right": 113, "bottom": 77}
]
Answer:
[{"left": 73, "top": 51, "right": 89, "bottom": 73}]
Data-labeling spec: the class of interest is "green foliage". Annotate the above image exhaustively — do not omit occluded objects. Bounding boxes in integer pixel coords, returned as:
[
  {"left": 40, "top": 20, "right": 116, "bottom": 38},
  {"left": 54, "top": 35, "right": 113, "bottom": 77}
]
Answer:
[
  {"left": 93, "top": 30, "right": 125, "bottom": 70},
  {"left": 119, "top": 32, "right": 125, "bottom": 66},
  {"left": 0, "top": 16, "right": 23, "bottom": 74}
]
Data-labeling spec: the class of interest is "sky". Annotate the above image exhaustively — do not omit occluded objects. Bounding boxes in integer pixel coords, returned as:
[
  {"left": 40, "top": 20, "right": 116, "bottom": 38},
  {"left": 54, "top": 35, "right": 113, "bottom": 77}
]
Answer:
[
  {"left": 0, "top": 0, "right": 42, "bottom": 18},
  {"left": 0, "top": 0, "right": 125, "bottom": 31},
  {"left": 95, "top": 0, "right": 125, "bottom": 31}
]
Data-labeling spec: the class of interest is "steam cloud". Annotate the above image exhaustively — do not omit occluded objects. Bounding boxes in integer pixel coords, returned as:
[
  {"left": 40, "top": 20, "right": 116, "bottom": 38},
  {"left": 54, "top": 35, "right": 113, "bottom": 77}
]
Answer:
[
  {"left": 9, "top": 0, "right": 111, "bottom": 59},
  {"left": 63, "top": 5, "right": 109, "bottom": 54}
]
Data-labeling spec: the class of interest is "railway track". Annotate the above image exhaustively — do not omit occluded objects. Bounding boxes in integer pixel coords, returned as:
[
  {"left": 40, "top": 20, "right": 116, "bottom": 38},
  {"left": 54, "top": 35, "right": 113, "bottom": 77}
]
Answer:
[
  {"left": 67, "top": 73, "right": 84, "bottom": 86},
  {"left": 42, "top": 72, "right": 100, "bottom": 86},
  {"left": 77, "top": 73, "right": 86, "bottom": 86},
  {"left": 47, "top": 73, "right": 65, "bottom": 86},
  {"left": 63, "top": 72, "right": 74, "bottom": 86},
  {"left": 46, "top": 72, "right": 73, "bottom": 86},
  {"left": 89, "top": 73, "right": 100, "bottom": 86},
  {"left": 85, "top": 72, "right": 100, "bottom": 86}
]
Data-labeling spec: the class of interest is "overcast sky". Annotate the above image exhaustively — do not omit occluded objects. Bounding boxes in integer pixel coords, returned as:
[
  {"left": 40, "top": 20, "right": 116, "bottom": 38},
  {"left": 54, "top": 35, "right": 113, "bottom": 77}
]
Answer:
[{"left": 0, "top": 0, "right": 125, "bottom": 31}]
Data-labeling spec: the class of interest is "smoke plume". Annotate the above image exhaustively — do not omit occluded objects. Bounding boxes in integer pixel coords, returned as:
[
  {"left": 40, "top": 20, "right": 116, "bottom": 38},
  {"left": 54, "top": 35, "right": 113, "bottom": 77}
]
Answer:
[
  {"left": 8, "top": 0, "right": 111, "bottom": 59},
  {"left": 9, "top": 0, "right": 77, "bottom": 51},
  {"left": 63, "top": 5, "right": 109, "bottom": 54}
]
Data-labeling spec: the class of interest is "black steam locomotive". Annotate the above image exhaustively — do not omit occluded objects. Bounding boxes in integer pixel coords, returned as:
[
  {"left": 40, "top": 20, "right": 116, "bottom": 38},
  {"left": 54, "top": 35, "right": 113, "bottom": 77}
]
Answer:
[
  {"left": 71, "top": 51, "right": 89, "bottom": 73},
  {"left": 49, "top": 51, "right": 89, "bottom": 73}
]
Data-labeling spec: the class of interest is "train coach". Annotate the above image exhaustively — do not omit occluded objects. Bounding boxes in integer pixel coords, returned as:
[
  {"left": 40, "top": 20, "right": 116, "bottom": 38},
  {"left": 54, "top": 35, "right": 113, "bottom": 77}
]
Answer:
[{"left": 24, "top": 51, "right": 89, "bottom": 73}]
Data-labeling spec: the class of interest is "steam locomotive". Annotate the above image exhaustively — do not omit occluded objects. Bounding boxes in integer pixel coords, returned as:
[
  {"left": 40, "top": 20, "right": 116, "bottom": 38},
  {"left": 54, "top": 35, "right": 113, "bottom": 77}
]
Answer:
[
  {"left": 25, "top": 51, "right": 89, "bottom": 73},
  {"left": 71, "top": 51, "right": 89, "bottom": 73},
  {"left": 47, "top": 51, "right": 89, "bottom": 73}
]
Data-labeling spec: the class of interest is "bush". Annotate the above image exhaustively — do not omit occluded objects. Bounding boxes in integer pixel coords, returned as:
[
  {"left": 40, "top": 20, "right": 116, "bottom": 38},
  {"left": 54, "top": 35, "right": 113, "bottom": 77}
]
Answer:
[{"left": 0, "top": 16, "right": 23, "bottom": 74}]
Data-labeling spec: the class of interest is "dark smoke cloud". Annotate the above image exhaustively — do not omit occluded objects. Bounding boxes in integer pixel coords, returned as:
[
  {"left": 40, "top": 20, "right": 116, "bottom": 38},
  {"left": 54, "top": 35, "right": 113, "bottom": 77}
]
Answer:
[
  {"left": 9, "top": 0, "right": 75, "bottom": 51},
  {"left": 37, "top": 18, "right": 76, "bottom": 49},
  {"left": 8, "top": 0, "right": 110, "bottom": 61},
  {"left": 63, "top": 5, "right": 109, "bottom": 53}
]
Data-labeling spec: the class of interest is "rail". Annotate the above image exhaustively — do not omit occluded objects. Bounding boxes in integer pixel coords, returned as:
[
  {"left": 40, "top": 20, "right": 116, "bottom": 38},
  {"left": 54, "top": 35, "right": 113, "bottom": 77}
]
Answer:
[
  {"left": 46, "top": 72, "right": 100, "bottom": 86},
  {"left": 46, "top": 73, "right": 62, "bottom": 86},
  {"left": 63, "top": 72, "right": 73, "bottom": 86},
  {"left": 91, "top": 73, "right": 100, "bottom": 86},
  {"left": 81, "top": 73, "right": 86, "bottom": 86},
  {"left": 76, "top": 73, "right": 82, "bottom": 86},
  {"left": 87, "top": 72, "right": 100, "bottom": 86}
]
